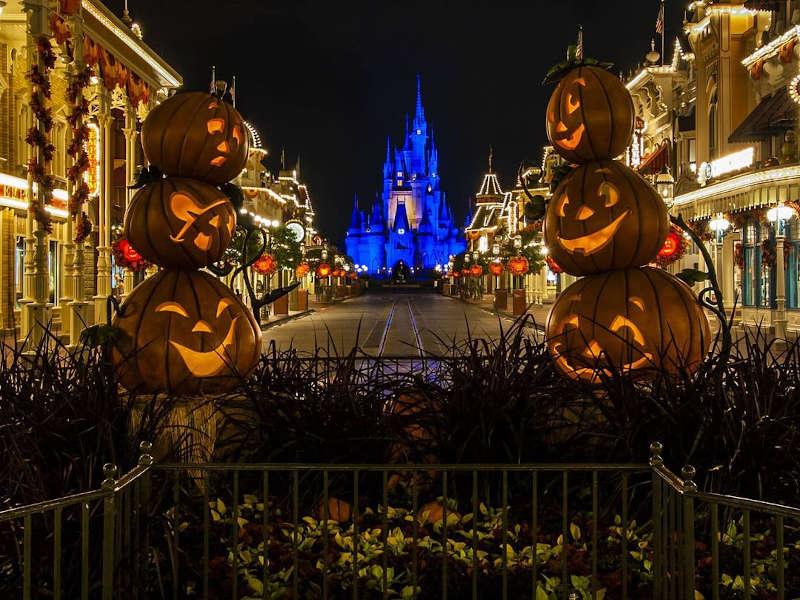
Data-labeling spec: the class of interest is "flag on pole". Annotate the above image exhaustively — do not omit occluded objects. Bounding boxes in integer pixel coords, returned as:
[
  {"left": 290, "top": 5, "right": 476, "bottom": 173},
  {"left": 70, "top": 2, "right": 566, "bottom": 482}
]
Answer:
[
  {"left": 656, "top": 2, "right": 665, "bottom": 35},
  {"left": 576, "top": 25, "right": 584, "bottom": 61}
]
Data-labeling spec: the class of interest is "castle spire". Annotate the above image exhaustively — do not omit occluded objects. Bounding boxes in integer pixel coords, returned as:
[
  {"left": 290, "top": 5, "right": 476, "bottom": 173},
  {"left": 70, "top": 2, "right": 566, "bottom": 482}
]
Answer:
[
  {"left": 349, "top": 195, "right": 361, "bottom": 231},
  {"left": 414, "top": 73, "right": 425, "bottom": 128}
]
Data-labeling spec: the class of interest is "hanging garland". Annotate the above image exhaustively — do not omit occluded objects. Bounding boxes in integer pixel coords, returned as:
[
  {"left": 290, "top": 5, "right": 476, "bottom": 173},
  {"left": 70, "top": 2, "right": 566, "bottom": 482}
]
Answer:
[
  {"left": 74, "top": 211, "right": 92, "bottom": 243},
  {"left": 66, "top": 65, "right": 92, "bottom": 221},
  {"left": 25, "top": 35, "right": 57, "bottom": 233},
  {"left": 655, "top": 225, "right": 690, "bottom": 268},
  {"left": 112, "top": 236, "right": 149, "bottom": 272},
  {"left": 688, "top": 218, "right": 714, "bottom": 242}
]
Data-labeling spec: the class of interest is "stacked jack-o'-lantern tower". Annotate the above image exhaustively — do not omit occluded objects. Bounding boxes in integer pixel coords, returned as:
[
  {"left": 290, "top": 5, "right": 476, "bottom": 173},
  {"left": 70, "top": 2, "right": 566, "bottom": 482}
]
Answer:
[
  {"left": 112, "top": 90, "right": 262, "bottom": 395},
  {"left": 543, "top": 65, "right": 710, "bottom": 382}
]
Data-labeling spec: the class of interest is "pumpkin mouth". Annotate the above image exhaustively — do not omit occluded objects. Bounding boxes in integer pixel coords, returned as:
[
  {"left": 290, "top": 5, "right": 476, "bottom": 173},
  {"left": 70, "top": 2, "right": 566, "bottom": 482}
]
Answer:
[
  {"left": 551, "top": 340, "right": 654, "bottom": 383},
  {"left": 169, "top": 316, "right": 240, "bottom": 378},
  {"left": 554, "top": 123, "right": 585, "bottom": 151},
  {"left": 557, "top": 209, "right": 630, "bottom": 255},
  {"left": 170, "top": 198, "right": 230, "bottom": 246}
]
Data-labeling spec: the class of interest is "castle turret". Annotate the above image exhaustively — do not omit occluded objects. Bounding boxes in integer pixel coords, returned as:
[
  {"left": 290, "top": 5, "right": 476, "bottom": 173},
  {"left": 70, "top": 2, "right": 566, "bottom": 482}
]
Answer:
[{"left": 348, "top": 195, "right": 362, "bottom": 234}]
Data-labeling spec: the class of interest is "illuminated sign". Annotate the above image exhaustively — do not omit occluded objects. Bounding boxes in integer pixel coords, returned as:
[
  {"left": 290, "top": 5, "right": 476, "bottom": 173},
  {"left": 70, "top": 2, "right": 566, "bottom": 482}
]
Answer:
[
  {"left": 85, "top": 123, "right": 101, "bottom": 196},
  {"left": 698, "top": 147, "right": 754, "bottom": 186}
]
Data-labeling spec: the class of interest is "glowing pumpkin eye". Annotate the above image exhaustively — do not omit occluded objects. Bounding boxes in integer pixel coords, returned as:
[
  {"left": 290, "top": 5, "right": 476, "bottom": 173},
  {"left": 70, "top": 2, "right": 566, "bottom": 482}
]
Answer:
[
  {"left": 232, "top": 126, "right": 243, "bottom": 145},
  {"left": 629, "top": 296, "right": 645, "bottom": 311},
  {"left": 599, "top": 183, "right": 619, "bottom": 207},
  {"left": 207, "top": 119, "right": 225, "bottom": 134},
  {"left": 557, "top": 194, "right": 570, "bottom": 217},
  {"left": 556, "top": 122, "right": 568, "bottom": 133},
  {"left": 156, "top": 302, "right": 190, "bottom": 318},
  {"left": 566, "top": 93, "right": 580, "bottom": 114},
  {"left": 216, "top": 297, "right": 235, "bottom": 317}
]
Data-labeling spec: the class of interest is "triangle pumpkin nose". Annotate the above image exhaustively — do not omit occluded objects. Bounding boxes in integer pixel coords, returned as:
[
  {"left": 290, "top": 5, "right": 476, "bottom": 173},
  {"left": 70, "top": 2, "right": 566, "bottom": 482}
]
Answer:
[{"left": 192, "top": 320, "right": 213, "bottom": 333}]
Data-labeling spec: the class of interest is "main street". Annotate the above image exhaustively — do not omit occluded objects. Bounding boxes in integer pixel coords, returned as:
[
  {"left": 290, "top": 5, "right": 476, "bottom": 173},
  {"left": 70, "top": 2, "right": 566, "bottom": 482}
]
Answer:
[{"left": 266, "top": 289, "right": 540, "bottom": 356}]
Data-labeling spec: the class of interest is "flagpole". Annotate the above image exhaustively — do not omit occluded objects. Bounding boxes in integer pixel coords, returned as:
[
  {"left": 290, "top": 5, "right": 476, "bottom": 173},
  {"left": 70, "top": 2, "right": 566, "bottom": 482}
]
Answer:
[{"left": 661, "top": 1, "right": 665, "bottom": 66}]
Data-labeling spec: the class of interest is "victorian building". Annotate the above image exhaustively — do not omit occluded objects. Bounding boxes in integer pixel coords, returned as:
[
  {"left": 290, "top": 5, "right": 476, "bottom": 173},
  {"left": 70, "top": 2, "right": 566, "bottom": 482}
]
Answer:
[
  {"left": 345, "top": 76, "right": 464, "bottom": 276},
  {"left": 0, "top": 0, "right": 181, "bottom": 347},
  {"left": 624, "top": 0, "right": 800, "bottom": 338}
]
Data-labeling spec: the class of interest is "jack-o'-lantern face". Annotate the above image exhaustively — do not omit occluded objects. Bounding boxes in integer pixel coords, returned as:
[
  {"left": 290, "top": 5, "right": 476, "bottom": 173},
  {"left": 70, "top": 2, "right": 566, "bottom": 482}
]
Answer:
[
  {"left": 546, "top": 66, "right": 634, "bottom": 164},
  {"left": 543, "top": 160, "right": 669, "bottom": 275},
  {"left": 112, "top": 270, "right": 261, "bottom": 395},
  {"left": 141, "top": 91, "right": 250, "bottom": 185},
  {"left": 125, "top": 178, "right": 237, "bottom": 269},
  {"left": 546, "top": 268, "right": 711, "bottom": 383}
]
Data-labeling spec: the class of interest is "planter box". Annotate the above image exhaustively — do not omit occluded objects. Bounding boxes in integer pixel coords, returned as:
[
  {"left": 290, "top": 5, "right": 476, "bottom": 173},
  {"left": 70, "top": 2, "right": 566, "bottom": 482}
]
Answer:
[
  {"left": 494, "top": 289, "right": 508, "bottom": 311},
  {"left": 273, "top": 293, "right": 289, "bottom": 315},
  {"left": 296, "top": 289, "right": 308, "bottom": 311},
  {"left": 512, "top": 290, "right": 527, "bottom": 316}
]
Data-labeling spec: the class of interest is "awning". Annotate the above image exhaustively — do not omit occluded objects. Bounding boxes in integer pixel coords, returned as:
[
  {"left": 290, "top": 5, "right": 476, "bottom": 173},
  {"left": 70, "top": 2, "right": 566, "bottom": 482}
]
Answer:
[
  {"left": 729, "top": 87, "right": 797, "bottom": 143},
  {"left": 639, "top": 144, "right": 670, "bottom": 174}
]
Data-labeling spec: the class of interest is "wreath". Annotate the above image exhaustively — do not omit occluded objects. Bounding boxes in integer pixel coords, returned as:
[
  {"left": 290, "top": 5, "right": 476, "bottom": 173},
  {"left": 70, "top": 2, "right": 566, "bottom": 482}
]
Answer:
[
  {"left": 655, "top": 225, "right": 690, "bottom": 268},
  {"left": 112, "top": 236, "right": 149, "bottom": 272},
  {"left": 74, "top": 211, "right": 92, "bottom": 244}
]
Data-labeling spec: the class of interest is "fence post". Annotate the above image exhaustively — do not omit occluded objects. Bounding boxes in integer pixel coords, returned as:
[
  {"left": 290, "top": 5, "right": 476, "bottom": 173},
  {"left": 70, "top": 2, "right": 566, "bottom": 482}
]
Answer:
[
  {"left": 650, "top": 442, "right": 664, "bottom": 600},
  {"left": 681, "top": 465, "right": 697, "bottom": 600},
  {"left": 102, "top": 463, "right": 118, "bottom": 600}
]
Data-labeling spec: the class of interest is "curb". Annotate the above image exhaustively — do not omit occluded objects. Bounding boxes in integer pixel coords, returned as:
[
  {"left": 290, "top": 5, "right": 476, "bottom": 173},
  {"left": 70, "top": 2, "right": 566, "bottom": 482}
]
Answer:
[
  {"left": 261, "top": 309, "right": 315, "bottom": 331},
  {"left": 444, "top": 294, "right": 546, "bottom": 331}
]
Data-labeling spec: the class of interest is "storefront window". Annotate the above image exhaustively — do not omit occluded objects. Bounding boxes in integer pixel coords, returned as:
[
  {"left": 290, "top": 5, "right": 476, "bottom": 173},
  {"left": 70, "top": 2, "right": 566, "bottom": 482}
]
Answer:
[
  {"left": 788, "top": 219, "right": 800, "bottom": 309},
  {"left": 742, "top": 221, "right": 760, "bottom": 307},
  {"left": 48, "top": 240, "right": 58, "bottom": 305},
  {"left": 15, "top": 237, "right": 24, "bottom": 307}
]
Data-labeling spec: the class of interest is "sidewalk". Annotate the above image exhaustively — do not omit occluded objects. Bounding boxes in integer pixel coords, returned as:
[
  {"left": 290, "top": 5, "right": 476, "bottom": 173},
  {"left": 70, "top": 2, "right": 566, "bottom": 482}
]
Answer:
[{"left": 452, "top": 293, "right": 552, "bottom": 330}]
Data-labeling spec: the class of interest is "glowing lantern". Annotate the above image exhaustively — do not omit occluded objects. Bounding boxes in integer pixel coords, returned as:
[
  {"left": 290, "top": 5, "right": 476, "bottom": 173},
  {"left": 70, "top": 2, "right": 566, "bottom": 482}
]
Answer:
[
  {"left": 546, "top": 66, "right": 634, "bottom": 164},
  {"left": 507, "top": 256, "right": 529, "bottom": 276},
  {"left": 470, "top": 264, "right": 484, "bottom": 277},
  {"left": 317, "top": 263, "right": 331, "bottom": 278},
  {"left": 546, "top": 267, "right": 710, "bottom": 383},
  {"left": 252, "top": 253, "right": 277, "bottom": 275},
  {"left": 141, "top": 91, "right": 250, "bottom": 185},
  {"left": 543, "top": 160, "right": 669, "bottom": 275},
  {"left": 295, "top": 262, "right": 310, "bottom": 278},
  {"left": 124, "top": 178, "right": 236, "bottom": 268},
  {"left": 112, "top": 269, "right": 262, "bottom": 394},
  {"left": 658, "top": 230, "right": 682, "bottom": 260},
  {"left": 112, "top": 237, "right": 149, "bottom": 272},
  {"left": 489, "top": 261, "right": 505, "bottom": 276}
]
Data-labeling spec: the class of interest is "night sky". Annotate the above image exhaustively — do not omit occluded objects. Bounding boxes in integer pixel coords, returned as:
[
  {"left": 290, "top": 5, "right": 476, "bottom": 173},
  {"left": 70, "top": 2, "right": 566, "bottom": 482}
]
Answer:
[{"left": 107, "top": 0, "right": 686, "bottom": 246}]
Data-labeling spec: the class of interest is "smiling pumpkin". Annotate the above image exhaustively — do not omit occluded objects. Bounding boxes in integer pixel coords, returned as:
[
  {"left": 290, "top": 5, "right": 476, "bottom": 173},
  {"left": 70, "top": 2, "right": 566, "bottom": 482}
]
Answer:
[
  {"left": 545, "top": 268, "right": 711, "bottom": 382},
  {"left": 112, "top": 270, "right": 261, "bottom": 395},
  {"left": 543, "top": 160, "right": 669, "bottom": 275},
  {"left": 546, "top": 65, "right": 634, "bottom": 163}
]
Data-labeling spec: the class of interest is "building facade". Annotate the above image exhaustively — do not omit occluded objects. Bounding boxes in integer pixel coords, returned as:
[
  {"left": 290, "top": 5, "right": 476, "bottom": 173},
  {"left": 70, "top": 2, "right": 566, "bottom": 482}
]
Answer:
[
  {"left": 345, "top": 76, "right": 465, "bottom": 276},
  {"left": 0, "top": 0, "right": 181, "bottom": 347},
  {"left": 624, "top": 0, "right": 800, "bottom": 338}
]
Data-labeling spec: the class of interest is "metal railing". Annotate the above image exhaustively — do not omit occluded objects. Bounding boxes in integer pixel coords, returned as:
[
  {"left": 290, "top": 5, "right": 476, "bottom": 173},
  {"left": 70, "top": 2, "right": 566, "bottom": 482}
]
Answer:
[{"left": 1, "top": 442, "right": 798, "bottom": 599}]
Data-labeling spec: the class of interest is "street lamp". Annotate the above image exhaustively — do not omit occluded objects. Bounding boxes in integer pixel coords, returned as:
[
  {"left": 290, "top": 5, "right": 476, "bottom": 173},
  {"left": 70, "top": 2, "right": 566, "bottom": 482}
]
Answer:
[
  {"left": 655, "top": 166, "right": 675, "bottom": 209},
  {"left": 709, "top": 213, "right": 731, "bottom": 243},
  {"left": 513, "top": 236, "right": 522, "bottom": 250},
  {"left": 492, "top": 242, "right": 500, "bottom": 256},
  {"left": 321, "top": 248, "right": 328, "bottom": 260},
  {"left": 767, "top": 203, "right": 794, "bottom": 224},
  {"left": 465, "top": 254, "right": 471, "bottom": 264}
]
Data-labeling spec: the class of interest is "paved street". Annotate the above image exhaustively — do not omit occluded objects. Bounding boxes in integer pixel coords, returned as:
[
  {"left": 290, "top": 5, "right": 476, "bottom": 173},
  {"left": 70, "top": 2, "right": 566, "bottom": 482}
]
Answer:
[{"left": 266, "top": 289, "right": 540, "bottom": 356}]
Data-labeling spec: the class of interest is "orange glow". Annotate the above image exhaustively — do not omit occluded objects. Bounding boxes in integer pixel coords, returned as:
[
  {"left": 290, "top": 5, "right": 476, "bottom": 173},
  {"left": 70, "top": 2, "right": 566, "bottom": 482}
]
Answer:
[
  {"left": 658, "top": 231, "right": 681, "bottom": 259},
  {"left": 232, "top": 125, "right": 243, "bottom": 145},
  {"left": 216, "top": 141, "right": 230, "bottom": 153},
  {"left": 210, "top": 156, "right": 227, "bottom": 167},
  {"left": 207, "top": 118, "right": 225, "bottom": 134},
  {"left": 317, "top": 263, "right": 332, "bottom": 278}
]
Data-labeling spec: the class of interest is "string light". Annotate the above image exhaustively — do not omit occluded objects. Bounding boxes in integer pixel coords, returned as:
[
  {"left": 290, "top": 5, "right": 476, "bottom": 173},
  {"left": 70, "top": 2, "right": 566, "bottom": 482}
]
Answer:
[
  {"left": 743, "top": 26, "right": 800, "bottom": 68},
  {"left": 675, "top": 164, "right": 800, "bottom": 206},
  {"left": 697, "top": 147, "right": 754, "bottom": 186},
  {"left": 789, "top": 74, "right": 800, "bottom": 105}
]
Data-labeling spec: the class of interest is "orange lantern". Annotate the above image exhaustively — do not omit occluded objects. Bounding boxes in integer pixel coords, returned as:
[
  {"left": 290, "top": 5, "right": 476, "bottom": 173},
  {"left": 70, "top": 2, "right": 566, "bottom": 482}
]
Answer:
[
  {"left": 461, "top": 269, "right": 470, "bottom": 276},
  {"left": 349, "top": 271, "right": 358, "bottom": 280},
  {"left": 489, "top": 261, "right": 504, "bottom": 276},
  {"left": 507, "top": 256, "right": 529, "bottom": 276},
  {"left": 470, "top": 264, "right": 484, "bottom": 277},
  {"left": 295, "top": 262, "right": 310, "bottom": 278},
  {"left": 252, "top": 253, "right": 277, "bottom": 276},
  {"left": 658, "top": 230, "right": 681, "bottom": 260},
  {"left": 317, "top": 263, "right": 331, "bottom": 278},
  {"left": 452, "top": 271, "right": 460, "bottom": 278}
]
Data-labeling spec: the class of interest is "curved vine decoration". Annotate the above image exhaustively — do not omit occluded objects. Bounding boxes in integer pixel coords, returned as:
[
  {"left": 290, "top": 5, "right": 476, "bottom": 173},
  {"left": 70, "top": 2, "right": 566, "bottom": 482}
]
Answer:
[{"left": 670, "top": 213, "right": 733, "bottom": 366}]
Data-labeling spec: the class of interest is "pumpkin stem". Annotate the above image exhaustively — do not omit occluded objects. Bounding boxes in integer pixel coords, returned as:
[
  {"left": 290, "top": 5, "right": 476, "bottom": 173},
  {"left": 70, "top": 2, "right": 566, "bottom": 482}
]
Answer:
[{"left": 128, "top": 165, "right": 163, "bottom": 189}]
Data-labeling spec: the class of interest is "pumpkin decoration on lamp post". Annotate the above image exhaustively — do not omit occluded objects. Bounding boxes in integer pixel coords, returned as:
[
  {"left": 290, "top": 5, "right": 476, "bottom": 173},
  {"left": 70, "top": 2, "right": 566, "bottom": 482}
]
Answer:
[
  {"left": 113, "top": 82, "right": 262, "bottom": 395},
  {"left": 317, "top": 263, "right": 331, "bottom": 278},
  {"left": 469, "top": 264, "right": 483, "bottom": 277},
  {"left": 543, "top": 44, "right": 711, "bottom": 382},
  {"left": 295, "top": 262, "right": 310, "bottom": 278},
  {"left": 507, "top": 256, "right": 529, "bottom": 276},
  {"left": 489, "top": 261, "right": 504, "bottom": 277},
  {"left": 252, "top": 253, "right": 277, "bottom": 276}
]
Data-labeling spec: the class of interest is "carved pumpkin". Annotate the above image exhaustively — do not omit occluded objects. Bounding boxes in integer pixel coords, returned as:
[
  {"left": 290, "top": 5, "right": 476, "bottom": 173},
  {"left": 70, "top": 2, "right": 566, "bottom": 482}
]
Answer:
[
  {"left": 546, "top": 267, "right": 710, "bottom": 383},
  {"left": 315, "top": 497, "right": 351, "bottom": 523},
  {"left": 295, "top": 262, "right": 310, "bottom": 278},
  {"left": 469, "top": 264, "right": 483, "bottom": 277},
  {"left": 507, "top": 256, "right": 529, "bottom": 276},
  {"left": 317, "top": 263, "right": 331, "bottom": 278},
  {"left": 543, "top": 160, "right": 669, "bottom": 275},
  {"left": 546, "top": 66, "right": 634, "bottom": 164},
  {"left": 141, "top": 91, "right": 250, "bottom": 185},
  {"left": 124, "top": 178, "right": 236, "bottom": 269},
  {"left": 112, "top": 269, "right": 262, "bottom": 394},
  {"left": 489, "top": 261, "right": 504, "bottom": 276}
]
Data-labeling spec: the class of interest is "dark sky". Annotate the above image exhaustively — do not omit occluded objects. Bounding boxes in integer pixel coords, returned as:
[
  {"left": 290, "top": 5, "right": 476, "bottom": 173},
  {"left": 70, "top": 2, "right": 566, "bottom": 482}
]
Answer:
[{"left": 107, "top": 0, "right": 685, "bottom": 246}]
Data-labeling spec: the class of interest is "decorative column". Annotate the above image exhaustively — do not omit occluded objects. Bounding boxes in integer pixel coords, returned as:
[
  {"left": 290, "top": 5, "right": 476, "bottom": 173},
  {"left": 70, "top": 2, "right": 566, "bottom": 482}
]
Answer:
[
  {"left": 121, "top": 106, "right": 137, "bottom": 300},
  {"left": 19, "top": 0, "right": 52, "bottom": 348},
  {"left": 93, "top": 105, "right": 112, "bottom": 324},
  {"left": 775, "top": 225, "right": 788, "bottom": 340},
  {"left": 0, "top": 209, "right": 16, "bottom": 334}
]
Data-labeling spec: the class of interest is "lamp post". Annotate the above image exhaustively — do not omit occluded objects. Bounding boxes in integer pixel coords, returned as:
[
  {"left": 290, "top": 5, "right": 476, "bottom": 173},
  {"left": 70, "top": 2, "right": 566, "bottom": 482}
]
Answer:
[
  {"left": 655, "top": 166, "right": 675, "bottom": 210},
  {"left": 768, "top": 204, "right": 794, "bottom": 340}
]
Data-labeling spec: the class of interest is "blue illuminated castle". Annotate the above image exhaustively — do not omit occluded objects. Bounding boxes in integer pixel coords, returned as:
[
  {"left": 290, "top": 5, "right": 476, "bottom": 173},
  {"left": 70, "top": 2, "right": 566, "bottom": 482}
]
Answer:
[{"left": 346, "top": 76, "right": 465, "bottom": 276}]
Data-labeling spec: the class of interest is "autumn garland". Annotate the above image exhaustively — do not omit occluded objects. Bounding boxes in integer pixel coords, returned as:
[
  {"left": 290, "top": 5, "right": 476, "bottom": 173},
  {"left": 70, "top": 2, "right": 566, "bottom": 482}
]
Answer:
[
  {"left": 25, "top": 35, "right": 57, "bottom": 233},
  {"left": 66, "top": 64, "right": 92, "bottom": 220}
]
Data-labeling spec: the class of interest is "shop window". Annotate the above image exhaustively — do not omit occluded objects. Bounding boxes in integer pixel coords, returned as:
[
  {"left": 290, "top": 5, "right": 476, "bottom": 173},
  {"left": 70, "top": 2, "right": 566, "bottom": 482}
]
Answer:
[
  {"left": 742, "top": 221, "right": 760, "bottom": 307},
  {"left": 15, "top": 236, "right": 24, "bottom": 306},
  {"left": 708, "top": 92, "right": 718, "bottom": 160},
  {"left": 48, "top": 240, "right": 57, "bottom": 305},
  {"left": 789, "top": 219, "right": 800, "bottom": 309}
]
